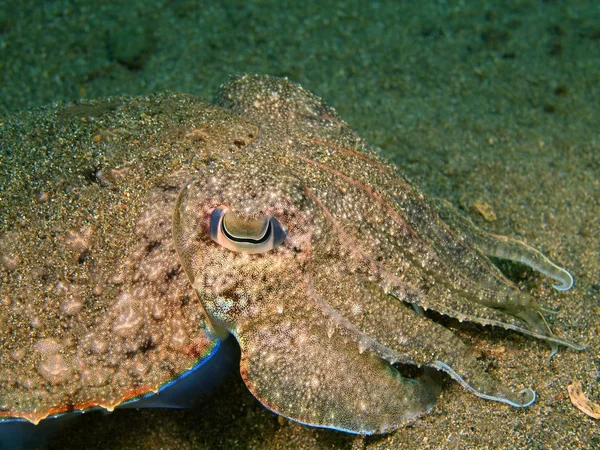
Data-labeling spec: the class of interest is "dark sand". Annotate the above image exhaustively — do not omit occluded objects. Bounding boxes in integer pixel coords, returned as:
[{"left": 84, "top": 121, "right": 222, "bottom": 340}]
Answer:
[{"left": 1, "top": 1, "right": 598, "bottom": 449}]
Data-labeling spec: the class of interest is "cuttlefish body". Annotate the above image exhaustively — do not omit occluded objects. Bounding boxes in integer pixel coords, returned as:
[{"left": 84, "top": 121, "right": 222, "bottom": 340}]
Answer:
[{"left": 0, "top": 74, "right": 581, "bottom": 435}]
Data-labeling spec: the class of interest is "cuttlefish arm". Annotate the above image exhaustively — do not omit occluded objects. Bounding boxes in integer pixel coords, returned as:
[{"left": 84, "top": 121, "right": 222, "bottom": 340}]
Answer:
[
  {"left": 432, "top": 198, "right": 575, "bottom": 292},
  {"left": 232, "top": 288, "right": 441, "bottom": 435},
  {"left": 307, "top": 258, "right": 538, "bottom": 410}
]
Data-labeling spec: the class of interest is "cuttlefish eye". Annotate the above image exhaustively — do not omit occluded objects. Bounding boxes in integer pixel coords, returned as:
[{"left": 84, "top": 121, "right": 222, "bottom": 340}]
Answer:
[{"left": 209, "top": 208, "right": 287, "bottom": 254}]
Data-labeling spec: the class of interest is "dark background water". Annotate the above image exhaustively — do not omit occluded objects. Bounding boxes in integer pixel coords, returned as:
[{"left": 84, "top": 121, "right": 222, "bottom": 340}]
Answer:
[{"left": 1, "top": 1, "right": 599, "bottom": 448}]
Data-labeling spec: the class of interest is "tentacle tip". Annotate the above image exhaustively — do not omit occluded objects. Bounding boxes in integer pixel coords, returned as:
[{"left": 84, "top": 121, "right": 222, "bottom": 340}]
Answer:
[
  {"left": 552, "top": 270, "right": 573, "bottom": 291},
  {"left": 547, "top": 336, "right": 586, "bottom": 353},
  {"left": 570, "top": 342, "right": 587, "bottom": 352},
  {"left": 518, "top": 388, "right": 536, "bottom": 407}
]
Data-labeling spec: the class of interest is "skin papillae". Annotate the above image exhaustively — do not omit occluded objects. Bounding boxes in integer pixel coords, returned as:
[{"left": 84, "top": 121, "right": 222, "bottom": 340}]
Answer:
[{"left": 1, "top": 75, "right": 582, "bottom": 435}]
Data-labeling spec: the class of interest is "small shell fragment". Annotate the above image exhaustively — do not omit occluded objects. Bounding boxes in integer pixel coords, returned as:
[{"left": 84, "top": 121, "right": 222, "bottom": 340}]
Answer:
[
  {"left": 472, "top": 200, "right": 497, "bottom": 222},
  {"left": 568, "top": 381, "right": 600, "bottom": 419}
]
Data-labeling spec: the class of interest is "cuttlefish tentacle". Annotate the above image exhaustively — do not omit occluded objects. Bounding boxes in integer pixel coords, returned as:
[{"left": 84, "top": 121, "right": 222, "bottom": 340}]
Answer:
[
  {"left": 308, "top": 261, "right": 537, "bottom": 408},
  {"left": 299, "top": 144, "right": 583, "bottom": 353},
  {"left": 432, "top": 198, "right": 574, "bottom": 291},
  {"left": 481, "top": 235, "right": 573, "bottom": 292},
  {"left": 300, "top": 135, "right": 573, "bottom": 293},
  {"left": 305, "top": 179, "right": 582, "bottom": 351},
  {"left": 387, "top": 288, "right": 584, "bottom": 352},
  {"left": 304, "top": 192, "right": 539, "bottom": 407}
]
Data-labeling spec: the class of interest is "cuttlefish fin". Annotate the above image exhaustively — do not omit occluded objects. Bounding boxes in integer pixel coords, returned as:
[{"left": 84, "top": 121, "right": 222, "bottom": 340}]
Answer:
[{"left": 233, "top": 301, "right": 440, "bottom": 435}]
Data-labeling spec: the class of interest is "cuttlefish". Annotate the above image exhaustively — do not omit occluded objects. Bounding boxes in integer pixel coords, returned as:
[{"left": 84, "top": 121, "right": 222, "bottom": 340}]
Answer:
[{"left": 0, "top": 74, "right": 582, "bottom": 435}]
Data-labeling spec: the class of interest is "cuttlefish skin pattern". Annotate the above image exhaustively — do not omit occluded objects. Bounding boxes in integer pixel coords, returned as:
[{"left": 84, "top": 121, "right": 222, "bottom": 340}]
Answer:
[
  {"left": 0, "top": 94, "right": 255, "bottom": 425},
  {"left": 1, "top": 75, "right": 581, "bottom": 435}
]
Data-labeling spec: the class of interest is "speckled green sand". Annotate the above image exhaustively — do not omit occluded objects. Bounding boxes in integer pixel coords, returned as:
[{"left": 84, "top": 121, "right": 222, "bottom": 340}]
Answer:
[{"left": 1, "top": 1, "right": 599, "bottom": 449}]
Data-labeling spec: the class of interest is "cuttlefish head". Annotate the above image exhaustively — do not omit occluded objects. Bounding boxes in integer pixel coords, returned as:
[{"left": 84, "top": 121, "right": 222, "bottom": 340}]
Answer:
[
  {"left": 173, "top": 165, "right": 315, "bottom": 330},
  {"left": 172, "top": 163, "right": 441, "bottom": 435}
]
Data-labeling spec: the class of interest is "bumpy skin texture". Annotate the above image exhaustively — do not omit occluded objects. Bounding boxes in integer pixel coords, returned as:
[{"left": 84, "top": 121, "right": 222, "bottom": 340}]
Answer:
[
  {"left": 1, "top": 75, "right": 580, "bottom": 434},
  {"left": 0, "top": 93, "right": 256, "bottom": 424},
  {"left": 173, "top": 74, "right": 581, "bottom": 434}
]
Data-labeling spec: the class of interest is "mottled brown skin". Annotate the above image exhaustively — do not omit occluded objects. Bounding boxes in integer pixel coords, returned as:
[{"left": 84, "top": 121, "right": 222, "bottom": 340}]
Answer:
[
  {"left": 1, "top": 75, "right": 581, "bottom": 434},
  {"left": 0, "top": 93, "right": 256, "bottom": 424}
]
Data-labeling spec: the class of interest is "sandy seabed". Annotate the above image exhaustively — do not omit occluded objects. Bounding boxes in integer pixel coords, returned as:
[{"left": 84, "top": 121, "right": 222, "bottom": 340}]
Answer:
[{"left": 1, "top": 1, "right": 598, "bottom": 449}]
